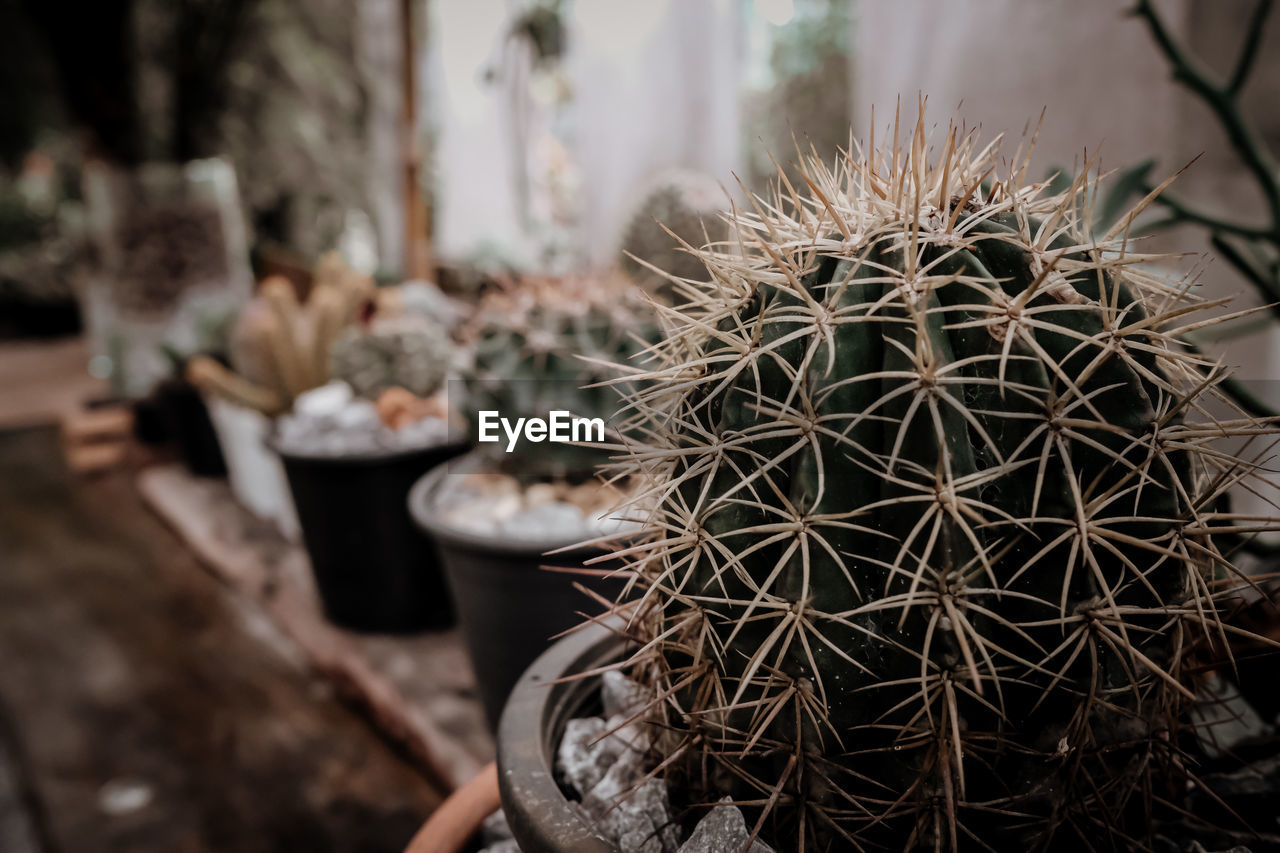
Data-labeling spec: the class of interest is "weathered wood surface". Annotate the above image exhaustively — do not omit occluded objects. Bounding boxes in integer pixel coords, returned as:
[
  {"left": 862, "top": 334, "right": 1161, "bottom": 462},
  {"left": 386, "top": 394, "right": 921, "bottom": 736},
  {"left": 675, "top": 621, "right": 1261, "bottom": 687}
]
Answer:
[
  {"left": 135, "top": 464, "right": 494, "bottom": 790},
  {"left": 0, "top": 427, "right": 446, "bottom": 853}
]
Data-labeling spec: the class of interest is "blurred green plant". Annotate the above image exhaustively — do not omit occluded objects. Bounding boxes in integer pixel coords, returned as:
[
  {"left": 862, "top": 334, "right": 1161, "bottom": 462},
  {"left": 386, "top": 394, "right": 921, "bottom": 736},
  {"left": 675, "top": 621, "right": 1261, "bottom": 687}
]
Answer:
[
  {"left": 742, "top": 0, "right": 854, "bottom": 189},
  {"left": 463, "top": 273, "right": 654, "bottom": 483}
]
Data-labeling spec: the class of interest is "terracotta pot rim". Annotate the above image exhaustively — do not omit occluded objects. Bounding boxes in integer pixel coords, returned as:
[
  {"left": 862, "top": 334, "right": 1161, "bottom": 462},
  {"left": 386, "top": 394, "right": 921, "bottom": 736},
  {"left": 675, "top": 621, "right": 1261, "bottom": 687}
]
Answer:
[{"left": 403, "top": 762, "right": 501, "bottom": 853}]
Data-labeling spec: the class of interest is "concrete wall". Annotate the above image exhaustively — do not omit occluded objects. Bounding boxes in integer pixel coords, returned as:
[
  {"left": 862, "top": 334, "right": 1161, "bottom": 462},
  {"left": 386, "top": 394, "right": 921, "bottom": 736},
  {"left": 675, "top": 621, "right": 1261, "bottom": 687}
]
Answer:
[{"left": 853, "top": 0, "right": 1185, "bottom": 171}]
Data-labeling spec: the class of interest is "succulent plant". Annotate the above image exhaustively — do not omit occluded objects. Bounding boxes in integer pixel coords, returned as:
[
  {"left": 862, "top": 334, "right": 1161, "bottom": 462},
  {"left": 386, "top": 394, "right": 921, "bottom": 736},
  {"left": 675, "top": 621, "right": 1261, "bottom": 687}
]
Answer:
[
  {"left": 613, "top": 114, "right": 1278, "bottom": 851},
  {"left": 329, "top": 313, "right": 453, "bottom": 400},
  {"left": 619, "top": 169, "right": 724, "bottom": 300},
  {"left": 188, "top": 254, "right": 371, "bottom": 414},
  {"left": 464, "top": 273, "right": 655, "bottom": 482}
]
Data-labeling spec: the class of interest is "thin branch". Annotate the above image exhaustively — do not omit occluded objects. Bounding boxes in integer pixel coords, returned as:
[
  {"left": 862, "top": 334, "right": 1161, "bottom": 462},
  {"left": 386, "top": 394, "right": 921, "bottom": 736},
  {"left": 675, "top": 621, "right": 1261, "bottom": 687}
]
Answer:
[
  {"left": 1132, "top": 0, "right": 1280, "bottom": 230},
  {"left": 1229, "top": 0, "right": 1274, "bottom": 94}
]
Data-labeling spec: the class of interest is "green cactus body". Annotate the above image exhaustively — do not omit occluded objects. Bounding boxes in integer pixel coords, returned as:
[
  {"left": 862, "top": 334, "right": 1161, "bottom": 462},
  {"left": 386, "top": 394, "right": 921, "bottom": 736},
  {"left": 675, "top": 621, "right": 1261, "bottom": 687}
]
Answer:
[
  {"left": 467, "top": 274, "right": 654, "bottom": 482},
  {"left": 618, "top": 119, "right": 1274, "bottom": 851}
]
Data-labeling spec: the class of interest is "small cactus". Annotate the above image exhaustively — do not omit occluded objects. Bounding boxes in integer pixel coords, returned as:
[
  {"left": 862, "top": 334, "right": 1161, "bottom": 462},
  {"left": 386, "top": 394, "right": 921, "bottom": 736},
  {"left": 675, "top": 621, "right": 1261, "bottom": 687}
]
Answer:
[
  {"left": 619, "top": 169, "right": 724, "bottom": 300},
  {"left": 612, "top": 113, "right": 1279, "bottom": 851},
  {"left": 329, "top": 313, "right": 453, "bottom": 400},
  {"left": 464, "top": 273, "right": 654, "bottom": 482},
  {"left": 188, "top": 253, "right": 372, "bottom": 414}
]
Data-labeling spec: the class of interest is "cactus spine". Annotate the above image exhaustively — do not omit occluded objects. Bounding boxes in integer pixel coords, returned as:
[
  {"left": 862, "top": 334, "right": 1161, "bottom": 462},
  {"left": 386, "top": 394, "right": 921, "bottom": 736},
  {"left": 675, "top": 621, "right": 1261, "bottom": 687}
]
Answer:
[{"left": 615, "top": 113, "right": 1278, "bottom": 851}]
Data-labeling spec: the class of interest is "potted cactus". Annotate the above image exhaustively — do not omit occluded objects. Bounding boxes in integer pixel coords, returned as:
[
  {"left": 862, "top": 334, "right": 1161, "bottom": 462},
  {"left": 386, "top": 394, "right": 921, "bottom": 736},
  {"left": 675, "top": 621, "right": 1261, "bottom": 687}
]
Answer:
[
  {"left": 187, "top": 255, "right": 370, "bottom": 538},
  {"left": 409, "top": 273, "right": 655, "bottom": 728},
  {"left": 494, "top": 118, "right": 1280, "bottom": 852},
  {"left": 268, "top": 289, "right": 467, "bottom": 634}
]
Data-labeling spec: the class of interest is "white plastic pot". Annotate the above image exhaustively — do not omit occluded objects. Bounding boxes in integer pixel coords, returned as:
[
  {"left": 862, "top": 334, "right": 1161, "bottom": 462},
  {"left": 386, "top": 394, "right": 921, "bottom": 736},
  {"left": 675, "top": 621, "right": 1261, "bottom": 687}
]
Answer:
[{"left": 204, "top": 396, "right": 300, "bottom": 541}]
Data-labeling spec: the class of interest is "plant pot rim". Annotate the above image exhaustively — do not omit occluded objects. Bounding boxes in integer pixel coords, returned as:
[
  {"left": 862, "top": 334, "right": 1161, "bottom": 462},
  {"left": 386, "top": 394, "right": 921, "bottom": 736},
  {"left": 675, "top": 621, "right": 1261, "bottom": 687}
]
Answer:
[
  {"left": 497, "top": 621, "right": 628, "bottom": 853},
  {"left": 270, "top": 435, "right": 471, "bottom": 468},
  {"left": 407, "top": 450, "right": 611, "bottom": 558},
  {"left": 402, "top": 762, "right": 501, "bottom": 853}
]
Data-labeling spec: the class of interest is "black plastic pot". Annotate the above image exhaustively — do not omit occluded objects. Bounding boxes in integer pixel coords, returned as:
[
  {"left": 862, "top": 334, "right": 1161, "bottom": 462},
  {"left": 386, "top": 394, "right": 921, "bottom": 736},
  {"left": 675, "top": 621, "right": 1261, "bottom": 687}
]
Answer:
[
  {"left": 408, "top": 457, "right": 630, "bottom": 731},
  {"left": 497, "top": 622, "right": 625, "bottom": 853},
  {"left": 277, "top": 440, "right": 467, "bottom": 633},
  {"left": 155, "top": 378, "right": 227, "bottom": 476}
]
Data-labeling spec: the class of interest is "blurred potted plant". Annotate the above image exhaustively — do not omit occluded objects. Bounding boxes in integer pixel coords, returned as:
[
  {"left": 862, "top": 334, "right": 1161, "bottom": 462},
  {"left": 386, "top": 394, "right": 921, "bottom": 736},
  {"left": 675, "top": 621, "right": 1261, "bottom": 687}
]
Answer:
[
  {"left": 142, "top": 304, "right": 236, "bottom": 477},
  {"left": 617, "top": 168, "right": 724, "bottom": 304},
  {"left": 187, "top": 253, "right": 369, "bottom": 538},
  {"left": 0, "top": 151, "right": 87, "bottom": 339},
  {"left": 494, "top": 122, "right": 1280, "bottom": 852},
  {"left": 267, "top": 285, "right": 467, "bottom": 634},
  {"left": 409, "top": 273, "right": 654, "bottom": 728}
]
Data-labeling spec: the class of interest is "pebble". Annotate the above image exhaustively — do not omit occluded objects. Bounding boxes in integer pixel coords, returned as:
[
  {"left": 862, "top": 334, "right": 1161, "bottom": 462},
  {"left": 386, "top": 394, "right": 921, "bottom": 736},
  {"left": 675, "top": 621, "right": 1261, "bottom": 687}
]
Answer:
[
  {"left": 293, "top": 381, "right": 352, "bottom": 418},
  {"left": 481, "top": 809, "right": 514, "bottom": 845},
  {"left": 330, "top": 399, "right": 381, "bottom": 431},
  {"left": 586, "top": 773, "right": 680, "bottom": 853},
  {"left": 438, "top": 475, "right": 637, "bottom": 543},
  {"left": 502, "top": 501, "right": 590, "bottom": 541},
  {"left": 274, "top": 381, "right": 452, "bottom": 458},
  {"left": 602, "top": 670, "right": 648, "bottom": 719},
  {"left": 480, "top": 841, "right": 521, "bottom": 853},
  {"left": 558, "top": 717, "right": 614, "bottom": 795},
  {"left": 98, "top": 778, "right": 154, "bottom": 816},
  {"left": 678, "top": 799, "right": 776, "bottom": 853},
  {"left": 479, "top": 672, "right": 778, "bottom": 853}
]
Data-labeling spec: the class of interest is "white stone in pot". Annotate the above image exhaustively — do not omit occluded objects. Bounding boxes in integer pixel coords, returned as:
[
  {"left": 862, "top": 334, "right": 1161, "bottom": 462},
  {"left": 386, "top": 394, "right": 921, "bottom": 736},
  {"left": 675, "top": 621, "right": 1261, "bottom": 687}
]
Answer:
[
  {"left": 602, "top": 671, "right": 648, "bottom": 720},
  {"left": 293, "top": 380, "right": 353, "bottom": 417},
  {"left": 501, "top": 501, "right": 585, "bottom": 540},
  {"left": 679, "top": 799, "right": 776, "bottom": 853}
]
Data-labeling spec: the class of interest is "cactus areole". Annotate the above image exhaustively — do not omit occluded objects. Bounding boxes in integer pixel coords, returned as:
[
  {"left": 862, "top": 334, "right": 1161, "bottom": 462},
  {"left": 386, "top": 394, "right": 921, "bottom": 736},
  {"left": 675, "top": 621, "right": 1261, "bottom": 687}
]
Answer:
[{"left": 614, "top": 114, "right": 1276, "bottom": 851}]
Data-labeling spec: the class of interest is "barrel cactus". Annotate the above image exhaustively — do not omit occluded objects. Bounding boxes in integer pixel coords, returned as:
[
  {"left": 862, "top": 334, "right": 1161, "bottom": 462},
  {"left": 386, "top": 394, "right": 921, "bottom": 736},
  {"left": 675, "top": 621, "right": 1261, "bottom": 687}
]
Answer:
[{"left": 615, "top": 117, "right": 1276, "bottom": 851}]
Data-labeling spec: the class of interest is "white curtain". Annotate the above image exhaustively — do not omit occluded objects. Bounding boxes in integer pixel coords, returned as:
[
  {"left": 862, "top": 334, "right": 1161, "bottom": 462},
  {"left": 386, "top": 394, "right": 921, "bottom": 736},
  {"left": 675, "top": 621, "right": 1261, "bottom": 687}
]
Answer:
[
  {"left": 430, "top": 0, "right": 743, "bottom": 270},
  {"left": 430, "top": 0, "right": 530, "bottom": 268},
  {"left": 568, "top": 0, "right": 742, "bottom": 268}
]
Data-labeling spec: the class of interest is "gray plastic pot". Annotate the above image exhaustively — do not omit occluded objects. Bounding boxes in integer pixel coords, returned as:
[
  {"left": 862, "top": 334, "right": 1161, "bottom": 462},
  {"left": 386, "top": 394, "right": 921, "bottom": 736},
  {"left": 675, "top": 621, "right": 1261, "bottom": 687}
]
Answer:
[
  {"left": 408, "top": 454, "right": 629, "bottom": 730},
  {"left": 497, "top": 622, "right": 625, "bottom": 853}
]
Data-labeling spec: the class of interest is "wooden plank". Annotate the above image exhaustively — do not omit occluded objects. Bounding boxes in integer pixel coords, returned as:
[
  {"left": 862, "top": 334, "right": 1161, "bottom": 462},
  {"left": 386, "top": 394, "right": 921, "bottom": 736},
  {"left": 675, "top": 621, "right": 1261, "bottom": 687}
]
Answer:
[
  {"left": 136, "top": 465, "right": 494, "bottom": 791},
  {"left": 60, "top": 407, "right": 133, "bottom": 442},
  {"left": 0, "top": 338, "right": 105, "bottom": 430}
]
